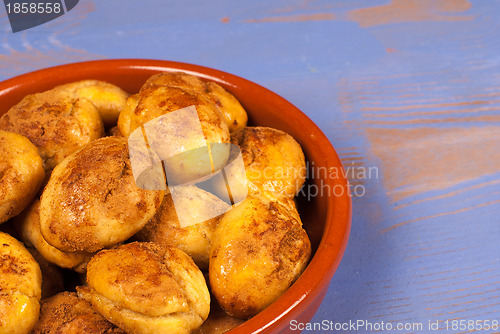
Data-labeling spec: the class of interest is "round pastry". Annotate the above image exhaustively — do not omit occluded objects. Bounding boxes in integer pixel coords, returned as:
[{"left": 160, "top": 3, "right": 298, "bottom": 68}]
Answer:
[
  {"left": 141, "top": 72, "right": 207, "bottom": 92},
  {"left": 116, "top": 93, "right": 139, "bottom": 137},
  {"left": 141, "top": 72, "right": 247, "bottom": 133},
  {"left": 136, "top": 185, "right": 230, "bottom": 270},
  {"left": 204, "top": 81, "right": 247, "bottom": 133},
  {"left": 129, "top": 85, "right": 228, "bottom": 141},
  {"left": 0, "top": 89, "right": 104, "bottom": 171},
  {"left": 54, "top": 79, "right": 129, "bottom": 127},
  {"left": 86, "top": 242, "right": 210, "bottom": 334},
  {"left": 16, "top": 199, "right": 93, "bottom": 272},
  {"left": 0, "top": 130, "right": 45, "bottom": 224},
  {"left": 209, "top": 193, "right": 311, "bottom": 318},
  {"left": 0, "top": 231, "right": 42, "bottom": 334},
  {"left": 128, "top": 85, "right": 230, "bottom": 184},
  {"left": 32, "top": 291, "right": 125, "bottom": 334},
  {"left": 118, "top": 72, "right": 248, "bottom": 186},
  {"left": 39, "top": 136, "right": 164, "bottom": 253},
  {"left": 229, "top": 126, "right": 306, "bottom": 199}
]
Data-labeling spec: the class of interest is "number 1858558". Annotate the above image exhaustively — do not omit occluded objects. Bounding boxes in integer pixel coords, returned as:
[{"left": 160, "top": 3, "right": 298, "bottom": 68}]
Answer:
[
  {"left": 5, "top": 2, "right": 62, "bottom": 14},
  {"left": 444, "top": 319, "right": 499, "bottom": 331}
]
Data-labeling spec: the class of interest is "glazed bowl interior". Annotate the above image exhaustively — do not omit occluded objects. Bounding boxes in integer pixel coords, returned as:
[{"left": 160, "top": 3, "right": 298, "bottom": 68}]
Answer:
[{"left": 0, "top": 59, "right": 351, "bottom": 333}]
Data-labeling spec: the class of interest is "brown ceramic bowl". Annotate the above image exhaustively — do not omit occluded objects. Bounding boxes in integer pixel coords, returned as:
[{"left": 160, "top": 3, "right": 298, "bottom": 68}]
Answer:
[{"left": 0, "top": 59, "right": 351, "bottom": 333}]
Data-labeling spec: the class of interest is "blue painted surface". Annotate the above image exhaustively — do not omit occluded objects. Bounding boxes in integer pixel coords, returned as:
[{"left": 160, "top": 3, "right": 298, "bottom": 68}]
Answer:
[{"left": 1, "top": 1, "right": 499, "bottom": 333}]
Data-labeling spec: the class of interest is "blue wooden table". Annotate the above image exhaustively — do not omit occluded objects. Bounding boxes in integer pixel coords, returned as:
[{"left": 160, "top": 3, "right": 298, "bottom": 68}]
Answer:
[{"left": 1, "top": 1, "right": 499, "bottom": 333}]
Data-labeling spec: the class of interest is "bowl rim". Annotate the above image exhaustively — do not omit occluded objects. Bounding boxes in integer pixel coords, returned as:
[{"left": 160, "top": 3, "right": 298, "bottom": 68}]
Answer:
[{"left": 0, "top": 59, "right": 351, "bottom": 334}]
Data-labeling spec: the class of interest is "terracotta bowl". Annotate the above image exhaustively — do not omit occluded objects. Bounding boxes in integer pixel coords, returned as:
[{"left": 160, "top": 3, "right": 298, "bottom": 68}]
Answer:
[{"left": 0, "top": 59, "right": 351, "bottom": 333}]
